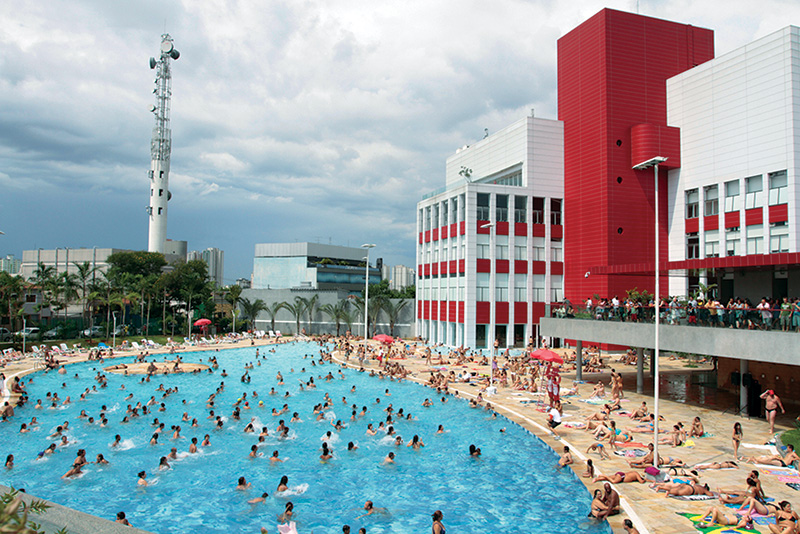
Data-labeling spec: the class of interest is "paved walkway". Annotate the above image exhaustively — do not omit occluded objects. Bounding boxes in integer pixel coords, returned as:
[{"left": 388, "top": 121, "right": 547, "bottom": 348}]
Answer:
[{"left": 3, "top": 339, "right": 799, "bottom": 534}]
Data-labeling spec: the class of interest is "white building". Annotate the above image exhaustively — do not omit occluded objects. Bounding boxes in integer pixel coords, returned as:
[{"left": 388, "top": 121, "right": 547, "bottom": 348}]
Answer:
[
  {"left": 382, "top": 264, "right": 415, "bottom": 291},
  {"left": 416, "top": 115, "right": 564, "bottom": 349},
  {"left": 666, "top": 26, "right": 800, "bottom": 299},
  {"left": 20, "top": 248, "right": 132, "bottom": 281},
  {"left": 189, "top": 247, "right": 225, "bottom": 286},
  {"left": 0, "top": 255, "right": 21, "bottom": 275}
]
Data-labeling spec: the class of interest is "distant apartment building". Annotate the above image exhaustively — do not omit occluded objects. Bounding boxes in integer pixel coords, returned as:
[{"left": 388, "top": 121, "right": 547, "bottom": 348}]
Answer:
[
  {"left": 236, "top": 278, "right": 252, "bottom": 289},
  {"left": 252, "top": 242, "right": 381, "bottom": 292},
  {"left": 0, "top": 254, "right": 21, "bottom": 275},
  {"left": 382, "top": 264, "right": 415, "bottom": 291},
  {"left": 188, "top": 247, "right": 225, "bottom": 286},
  {"left": 416, "top": 115, "right": 564, "bottom": 349}
]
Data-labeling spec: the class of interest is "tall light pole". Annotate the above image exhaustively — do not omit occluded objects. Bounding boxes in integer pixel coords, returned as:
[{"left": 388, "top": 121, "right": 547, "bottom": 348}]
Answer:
[
  {"left": 481, "top": 222, "right": 496, "bottom": 388},
  {"left": 112, "top": 311, "right": 118, "bottom": 349},
  {"left": 361, "top": 244, "right": 376, "bottom": 340},
  {"left": 633, "top": 155, "right": 667, "bottom": 467}
]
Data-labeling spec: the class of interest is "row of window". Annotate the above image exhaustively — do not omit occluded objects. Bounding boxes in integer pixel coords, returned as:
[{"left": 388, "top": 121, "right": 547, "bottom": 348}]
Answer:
[
  {"left": 420, "top": 194, "right": 563, "bottom": 231},
  {"left": 686, "top": 170, "right": 787, "bottom": 218},
  {"left": 419, "top": 235, "right": 563, "bottom": 264},
  {"left": 417, "top": 273, "right": 564, "bottom": 302},
  {"left": 686, "top": 221, "right": 789, "bottom": 259}
]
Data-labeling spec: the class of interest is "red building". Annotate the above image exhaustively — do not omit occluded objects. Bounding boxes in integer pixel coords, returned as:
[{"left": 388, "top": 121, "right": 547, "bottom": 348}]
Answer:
[{"left": 558, "top": 9, "right": 714, "bottom": 304}]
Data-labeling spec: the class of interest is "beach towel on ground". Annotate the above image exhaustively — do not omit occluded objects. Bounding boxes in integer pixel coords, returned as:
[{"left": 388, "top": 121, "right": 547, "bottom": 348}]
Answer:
[
  {"left": 670, "top": 494, "right": 716, "bottom": 501},
  {"left": 615, "top": 449, "right": 647, "bottom": 458},
  {"left": 757, "top": 465, "right": 799, "bottom": 475},
  {"left": 579, "top": 398, "right": 608, "bottom": 405},
  {"left": 787, "top": 482, "right": 800, "bottom": 491},
  {"left": 777, "top": 475, "right": 800, "bottom": 483},
  {"left": 616, "top": 441, "right": 646, "bottom": 448},
  {"left": 562, "top": 422, "right": 586, "bottom": 429},
  {"left": 676, "top": 512, "right": 760, "bottom": 533}
]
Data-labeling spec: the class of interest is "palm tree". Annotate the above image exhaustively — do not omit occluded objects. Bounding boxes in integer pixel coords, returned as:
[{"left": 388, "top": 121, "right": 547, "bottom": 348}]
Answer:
[
  {"left": 320, "top": 300, "right": 349, "bottom": 336},
  {"left": 31, "top": 263, "right": 56, "bottom": 323},
  {"left": 380, "top": 299, "right": 408, "bottom": 337},
  {"left": 239, "top": 298, "right": 267, "bottom": 331},
  {"left": 224, "top": 285, "right": 243, "bottom": 332},
  {"left": 351, "top": 295, "right": 384, "bottom": 338},
  {"left": 0, "top": 272, "right": 26, "bottom": 332},
  {"left": 73, "top": 261, "right": 98, "bottom": 330},
  {"left": 263, "top": 301, "right": 283, "bottom": 333},
  {"left": 298, "top": 294, "right": 319, "bottom": 334},
  {"left": 279, "top": 297, "right": 307, "bottom": 335},
  {"left": 58, "top": 271, "right": 80, "bottom": 325}
]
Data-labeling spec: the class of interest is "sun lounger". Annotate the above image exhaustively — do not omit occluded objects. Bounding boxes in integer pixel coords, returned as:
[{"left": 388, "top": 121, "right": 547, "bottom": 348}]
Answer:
[
  {"left": 276, "top": 331, "right": 282, "bottom": 337},
  {"left": 268, "top": 331, "right": 276, "bottom": 338}
]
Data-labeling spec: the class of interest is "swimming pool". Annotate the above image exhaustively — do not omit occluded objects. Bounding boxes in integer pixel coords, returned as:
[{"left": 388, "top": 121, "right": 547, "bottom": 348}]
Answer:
[{"left": 2, "top": 343, "right": 610, "bottom": 533}]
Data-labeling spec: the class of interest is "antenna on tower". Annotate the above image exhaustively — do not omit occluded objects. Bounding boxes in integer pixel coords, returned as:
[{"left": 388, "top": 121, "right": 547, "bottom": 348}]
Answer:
[{"left": 146, "top": 34, "right": 180, "bottom": 254}]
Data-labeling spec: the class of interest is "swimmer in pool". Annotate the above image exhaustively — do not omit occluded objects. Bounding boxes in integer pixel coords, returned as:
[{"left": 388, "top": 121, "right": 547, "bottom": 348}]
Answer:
[
  {"left": 407, "top": 435, "right": 425, "bottom": 449},
  {"left": 271, "top": 450, "right": 283, "bottom": 463},
  {"left": 356, "top": 500, "right": 389, "bottom": 519},
  {"left": 61, "top": 464, "right": 83, "bottom": 479},
  {"left": 202, "top": 434, "right": 211, "bottom": 446},
  {"left": 277, "top": 475, "right": 289, "bottom": 492},
  {"left": 137, "top": 471, "right": 148, "bottom": 486},
  {"left": 237, "top": 476, "right": 252, "bottom": 490},
  {"left": 96, "top": 454, "right": 109, "bottom": 465},
  {"left": 277, "top": 502, "right": 293, "bottom": 523},
  {"left": 248, "top": 492, "right": 269, "bottom": 504},
  {"left": 382, "top": 452, "right": 395, "bottom": 465},
  {"left": 250, "top": 445, "right": 263, "bottom": 458}
]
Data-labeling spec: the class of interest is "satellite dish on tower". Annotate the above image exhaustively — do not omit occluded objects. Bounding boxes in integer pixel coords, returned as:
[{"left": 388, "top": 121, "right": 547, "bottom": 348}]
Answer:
[
  {"left": 170, "top": 49, "right": 180, "bottom": 60},
  {"left": 149, "top": 57, "right": 157, "bottom": 69},
  {"left": 160, "top": 40, "right": 173, "bottom": 54}
]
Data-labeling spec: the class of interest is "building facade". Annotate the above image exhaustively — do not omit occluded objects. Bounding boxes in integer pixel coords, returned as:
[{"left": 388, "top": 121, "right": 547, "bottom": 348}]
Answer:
[
  {"left": 20, "top": 248, "right": 132, "bottom": 281},
  {"left": 0, "top": 254, "right": 21, "bottom": 275},
  {"left": 666, "top": 26, "right": 800, "bottom": 299},
  {"left": 252, "top": 242, "right": 381, "bottom": 292},
  {"left": 188, "top": 247, "right": 225, "bottom": 286},
  {"left": 416, "top": 116, "right": 564, "bottom": 349},
  {"left": 382, "top": 264, "right": 415, "bottom": 291}
]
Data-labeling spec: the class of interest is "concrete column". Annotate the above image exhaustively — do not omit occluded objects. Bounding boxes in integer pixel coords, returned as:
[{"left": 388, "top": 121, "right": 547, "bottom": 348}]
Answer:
[
  {"left": 740, "top": 359, "right": 749, "bottom": 415},
  {"left": 636, "top": 347, "right": 644, "bottom": 394},
  {"left": 575, "top": 340, "right": 583, "bottom": 382},
  {"left": 649, "top": 349, "right": 655, "bottom": 378}
]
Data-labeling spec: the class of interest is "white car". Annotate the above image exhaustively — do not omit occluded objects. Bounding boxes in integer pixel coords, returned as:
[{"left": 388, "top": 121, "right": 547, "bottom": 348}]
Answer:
[
  {"left": 16, "top": 327, "right": 40, "bottom": 338},
  {"left": 0, "top": 328, "right": 12, "bottom": 342},
  {"left": 82, "top": 326, "right": 103, "bottom": 337}
]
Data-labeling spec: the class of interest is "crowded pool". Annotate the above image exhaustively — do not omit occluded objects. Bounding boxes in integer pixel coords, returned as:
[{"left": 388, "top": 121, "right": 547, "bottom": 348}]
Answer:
[{"left": 2, "top": 342, "right": 610, "bottom": 533}]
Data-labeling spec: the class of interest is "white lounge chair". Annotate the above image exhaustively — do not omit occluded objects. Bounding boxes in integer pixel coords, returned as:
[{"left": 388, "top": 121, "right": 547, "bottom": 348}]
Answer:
[
  {"left": 131, "top": 341, "right": 142, "bottom": 351},
  {"left": 275, "top": 331, "right": 282, "bottom": 337}
]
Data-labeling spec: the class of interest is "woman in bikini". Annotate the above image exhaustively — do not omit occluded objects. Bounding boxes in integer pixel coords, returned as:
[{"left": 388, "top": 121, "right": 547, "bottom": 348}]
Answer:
[
  {"left": 592, "top": 471, "right": 646, "bottom": 484},
  {"left": 768, "top": 501, "right": 799, "bottom": 534}
]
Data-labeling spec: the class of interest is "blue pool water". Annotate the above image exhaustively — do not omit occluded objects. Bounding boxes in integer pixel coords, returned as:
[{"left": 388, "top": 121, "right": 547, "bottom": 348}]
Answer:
[{"left": 2, "top": 343, "right": 610, "bottom": 534}]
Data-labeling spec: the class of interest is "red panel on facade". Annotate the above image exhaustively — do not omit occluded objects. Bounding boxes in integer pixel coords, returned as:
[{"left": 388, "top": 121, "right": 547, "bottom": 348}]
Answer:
[
  {"left": 417, "top": 300, "right": 422, "bottom": 317},
  {"left": 423, "top": 264, "right": 430, "bottom": 276},
  {"left": 496, "top": 221, "right": 509, "bottom": 235},
  {"left": 475, "top": 302, "right": 490, "bottom": 323},
  {"left": 685, "top": 217, "right": 699, "bottom": 234},
  {"left": 725, "top": 211, "right": 740, "bottom": 229},
  {"left": 439, "top": 302, "right": 447, "bottom": 321},
  {"left": 476, "top": 259, "right": 491, "bottom": 272},
  {"left": 477, "top": 222, "right": 490, "bottom": 234},
  {"left": 532, "top": 261, "right": 546, "bottom": 274},
  {"left": 552, "top": 225, "right": 563, "bottom": 239},
  {"left": 430, "top": 301, "right": 438, "bottom": 319},
  {"left": 532, "top": 224, "right": 546, "bottom": 237},
  {"left": 458, "top": 259, "right": 465, "bottom": 273},
  {"left": 432, "top": 228, "right": 438, "bottom": 241},
  {"left": 558, "top": 8, "right": 714, "bottom": 305},
  {"left": 424, "top": 230, "right": 430, "bottom": 243},
  {"left": 514, "top": 302, "right": 527, "bottom": 323},
  {"left": 514, "top": 260, "right": 528, "bottom": 273},
  {"left": 495, "top": 259, "right": 509, "bottom": 273},
  {"left": 458, "top": 302, "right": 465, "bottom": 323},
  {"left": 418, "top": 232, "right": 423, "bottom": 244},
  {"left": 423, "top": 300, "right": 430, "bottom": 320},
  {"left": 531, "top": 303, "right": 545, "bottom": 323},
  {"left": 515, "top": 222, "right": 527, "bottom": 235},
  {"left": 459, "top": 221, "right": 465, "bottom": 235},
  {"left": 495, "top": 302, "right": 509, "bottom": 324},
  {"left": 551, "top": 262, "right": 564, "bottom": 275},
  {"left": 432, "top": 263, "right": 439, "bottom": 276},
  {"left": 449, "top": 223, "right": 457, "bottom": 238},
  {"left": 630, "top": 123, "right": 681, "bottom": 168},
  {"left": 745, "top": 208, "right": 763, "bottom": 227},
  {"left": 448, "top": 301, "right": 457, "bottom": 321},
  {"left": 704, "top": 215, "right": 718, "bottom": 231},
  {"left": 440, "top": 262, "right": 448, "bottom": 274},
  {"left": 448, "top": 260, "right": 457, "bottom": 274},
  {"left": 769, "top": 203, "right": 788, "bottom": 224}
]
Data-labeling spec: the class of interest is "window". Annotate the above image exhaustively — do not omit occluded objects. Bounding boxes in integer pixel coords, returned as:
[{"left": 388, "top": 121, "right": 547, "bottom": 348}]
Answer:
[
  {"left": 769, "top": 170, "right": 788, "bottom": 206},
  {"left": 746, "top": 225, "right": 764, "bottom": 254},
  {"left": 745, "top": 176, "right": 763, "bottom": 209},
  {"left": 532, "top": 274, "right": 545, "bottom": 302},
  {"left": 26, "top": 294, "right": 37, "bottom": 303},
  {"left": 490, "top": 170, "right": 522, "bottom": 186},
  {"left": 687, "top": 233, "right": 699, "bottom": 259},
  {"left": 704, "top": 185, "right": 719, "bottom": 216},
  {"left": 532, "top": 197, "right": 544, "bottom": 224},
  {"left": 460, "top": 240, "right": 465, "bottom": 263},
  {"left": 441, "top": 238, "right": 448, "bottom": 262},
  {"left": 449, "top": 280, "right": 457, "bottom": 300},
  {"left": 532, "top": 237, "right": 545, "bottom": 261},
  {"left": 770, "top": 222, "right": 789, "bottom": 253},
  {"left": 704, "top": 230, "right": 720, "bottom": 258},
  {"left": 158, "top": 207, "right": 163, "bottom": 214},
  {"left": 440, "top": 278, "right": 447, "bottom": 301},
  {"left": 496, "top": 195, "right": 508, "bottom": 222},
  {"left": 431, "top": 282, "right": 438, "bottom": 301},
  {"left": 451, "top": 239, "right": 458, "bottom": 261},
  {"left": 432, "top": 204, "right": 439, "bottom": 228},
  {"left": 550, "top": 238, "right": 563, "bottom": 262},
  {"left": 496, "top": 235, "right": 508, "bottom": 260},
  {"left": 476, "top": 193, "right": 490, "bottom": 221},
  {"left": 476, "top": 234, "right": 489, "bottom": 259},
  {"left": 514, "top": 196, "right": 527, "bottom": 223},
  {"left": 451, "top": 197, "right": 458, "bottom": 224},
  {"left": 433, "top": 245, "right": 439, "bottom": 263},
  {"left": 686, "top": 189, "right": 699, "bottom": 218},
  {"left": 459, "top": 194, "right": 465, "bottom": 221},
  {"left": 725, "top": 180, "right": 740, "bottom": 212},
  {"left": 458, "top": 276, "right": 465, "bottom": 300},
  {"left": 551, "top": 199, "right": 562, "bottom": 225},
  {"left": 441, "top": 201, "right": 449, "bottom": 226},
  {"left": 551, "top": 274, "right": 563, "bottom": 302},
  {"left": 496, "top": 273, "right": 509, "bottom": 301},
  {"left": 425, "top": 206, "right": 431, "bottom": 231},
  {"left": 476, "top": 273, "right": 490, "bottom": 301},
  {"left": 726, "top": 228, "right": 740, "bottom": 257},
  {"left": 514, "top": 235, "right": 527, "bottom": 260},
  {"left": 514, "top": 273, "right": 526, "bottom": 301}
]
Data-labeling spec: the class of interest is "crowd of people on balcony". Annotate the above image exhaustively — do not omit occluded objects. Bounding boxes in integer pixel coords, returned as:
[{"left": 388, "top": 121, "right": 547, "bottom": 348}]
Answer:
[{"left": 554, "top": 295, "right": 800, "bottom": 331}]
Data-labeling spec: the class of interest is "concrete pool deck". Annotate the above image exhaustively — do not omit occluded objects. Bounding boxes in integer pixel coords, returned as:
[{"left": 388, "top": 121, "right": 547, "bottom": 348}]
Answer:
[{"left": 3, "top": 337, "right": 799, "bottom": 534}]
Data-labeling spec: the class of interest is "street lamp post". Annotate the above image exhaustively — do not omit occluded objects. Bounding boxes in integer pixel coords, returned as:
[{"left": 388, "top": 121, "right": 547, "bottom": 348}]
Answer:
[
  {"left": 480, "top": 222, "right": 496, "bottom": 388},
  {"left": 361, "top": 244, "right": 376, "bottom": 341},
  {"left": 633, "top": 156, "right": 667, "bottom": 467},
  {"left": 112, "top": 311, "right": 118, "bottom": 349}
]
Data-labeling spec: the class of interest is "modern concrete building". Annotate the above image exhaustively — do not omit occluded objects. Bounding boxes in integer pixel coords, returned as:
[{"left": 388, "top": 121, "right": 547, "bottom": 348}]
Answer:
[
  {"left": 0, "top": 254, "right": 21, "bottom": 275},
  {"left": 382, "top": 264, "right": 415, "bottom": 291},
  {"left": 252, "top": 242, "right": 381, "bottom": 292},
  {"left": 20, "top": 248, "right": 132, "bottom": 281},
  {"left": 163, "top": 239, "right": 187, "bottom": 265},
  {"left": 416, "top": 115, "right": 564, "bottom": 349},
  {"left": 188, "top": 247, "right": 224, "bottom": 286}
]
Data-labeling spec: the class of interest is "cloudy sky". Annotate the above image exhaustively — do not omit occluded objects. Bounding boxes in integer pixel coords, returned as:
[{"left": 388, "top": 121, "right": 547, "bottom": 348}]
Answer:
[{"left": 1, "top": 0, "right": 797, "bottom": 283}]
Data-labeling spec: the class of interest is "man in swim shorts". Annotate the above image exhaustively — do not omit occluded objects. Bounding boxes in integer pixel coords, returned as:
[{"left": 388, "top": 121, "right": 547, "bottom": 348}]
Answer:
[{"left": 760, "top": 389, "right": 785, "bottom": 435}]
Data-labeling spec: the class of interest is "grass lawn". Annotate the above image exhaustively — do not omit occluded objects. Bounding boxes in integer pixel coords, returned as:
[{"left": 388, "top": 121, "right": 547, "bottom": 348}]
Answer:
[{"left": 780, "top": 426, "right": 800, "bottom": 451}]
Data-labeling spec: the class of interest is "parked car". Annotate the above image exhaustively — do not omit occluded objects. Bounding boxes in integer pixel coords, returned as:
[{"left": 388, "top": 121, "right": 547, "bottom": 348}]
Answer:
[
  {"left": 43, "top": 327, "right": 62, "bottom": 340},
  {"left": 82, "top": 325, "right": 103, "bottom": 338},
  {"left": 0, "top": 327, "right": 12, "bottom": 342},
  {"left": 16, "top": 327, "right": 40, "bottom": 338}
]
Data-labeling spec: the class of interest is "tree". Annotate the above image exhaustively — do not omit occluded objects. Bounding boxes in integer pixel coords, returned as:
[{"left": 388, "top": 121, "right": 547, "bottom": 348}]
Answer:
[
  {"left": 224, "top": 285, "right": 243, "bottom": 332},
  {"left": 73, "top": 261, "right": 98, "bottom": 329},
  {"left": 161, "top": 260, "right": 211, "bottom": 337},
  {"left": 0, "top": 272, "right": 26, "bottom": 332},
  {"left": 263, "top": 301, "right": 283, "bottom": 333},
  {"left": 320, "top": 300, "right": 350, "bottom": 336},
  {"left": 351, "top": 295, "right": 384, "bottom": 338},
  {"left": 56, "top": 271, "right": 80, "bottom": 325},
  {"left": 299, "top": 294, "right": 319, "bottom": 334},
  {"left": 106, "top": 251, "right": 167, "bottom": 286},
  {"left": 239, "top": 298, "right": 267, "bottom": 331},
  {"left": 0, "top": 486, "right": 68, "bottom": 534},
  {"left": 30, "top": 263, "right": 56, "bottom": 323},
  {"left": 279, "top": 297, "right": 307, "bottom": 335},
  {"left": 380, "top": 299, "right": 408, "bottom": 337}
]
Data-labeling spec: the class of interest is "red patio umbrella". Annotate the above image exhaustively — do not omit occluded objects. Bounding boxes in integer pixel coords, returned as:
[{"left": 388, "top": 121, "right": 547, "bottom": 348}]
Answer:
[
  {"left": 530, "top": 348, "right": 564, "bottom": 364},
  {"left": 373, "top": 334, "right": 394, "bottom": 344},
  {"left": 194, "top": 318, "right": 212, "bottom": 327}
]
